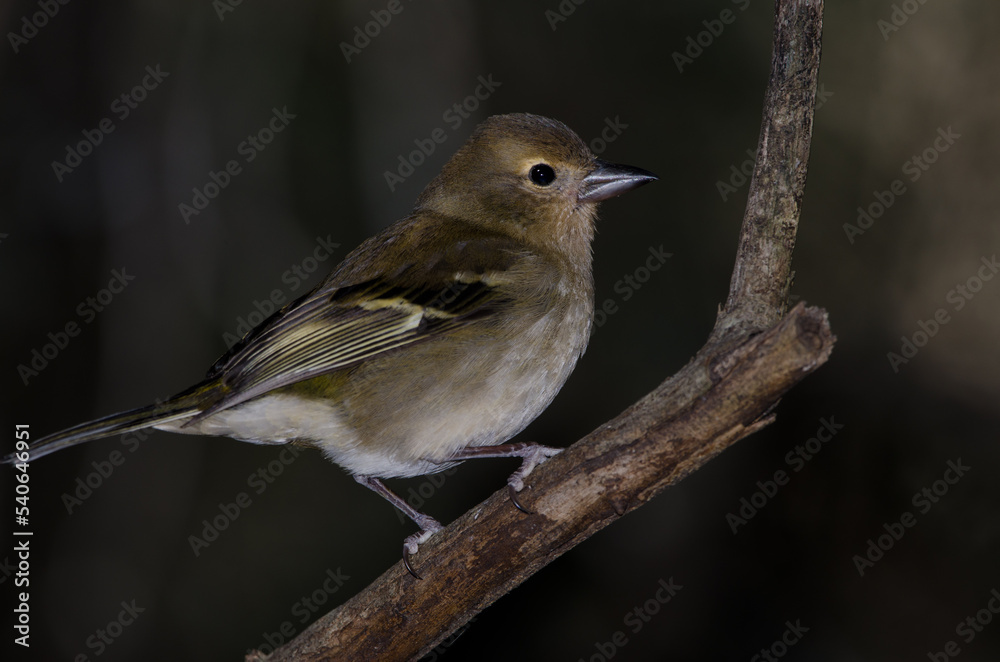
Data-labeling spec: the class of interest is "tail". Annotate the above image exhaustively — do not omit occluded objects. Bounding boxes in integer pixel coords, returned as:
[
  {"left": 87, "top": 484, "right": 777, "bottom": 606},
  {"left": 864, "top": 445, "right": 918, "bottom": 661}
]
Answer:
[{"left": 3, "top": 382, "right": 220, "bottom": 464}]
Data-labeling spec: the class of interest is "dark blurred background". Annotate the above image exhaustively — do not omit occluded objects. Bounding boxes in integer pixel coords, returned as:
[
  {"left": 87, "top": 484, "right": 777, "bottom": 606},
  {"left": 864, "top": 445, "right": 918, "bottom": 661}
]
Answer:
[{"left": 2, "top": 1, "right": 998, "bottom": 660}]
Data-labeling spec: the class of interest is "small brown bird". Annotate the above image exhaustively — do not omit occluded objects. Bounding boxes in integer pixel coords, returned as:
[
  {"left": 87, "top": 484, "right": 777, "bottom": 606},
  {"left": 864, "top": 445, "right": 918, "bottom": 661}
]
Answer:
[{"left": 6, "top": 113, "right": 656, "bottom": 575}]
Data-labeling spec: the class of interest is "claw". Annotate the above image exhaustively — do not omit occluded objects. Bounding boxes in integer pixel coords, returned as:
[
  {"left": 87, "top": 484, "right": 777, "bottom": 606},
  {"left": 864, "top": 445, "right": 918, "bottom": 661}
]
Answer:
[
  {"left": 508, "top": 483, "right": 533, "bottom": 514},
  {"left": 399, "top": 521, "right": 441, "bottom": 580},
  {"left": 403, "top": 547, "right": 423, "bottom": 580}
]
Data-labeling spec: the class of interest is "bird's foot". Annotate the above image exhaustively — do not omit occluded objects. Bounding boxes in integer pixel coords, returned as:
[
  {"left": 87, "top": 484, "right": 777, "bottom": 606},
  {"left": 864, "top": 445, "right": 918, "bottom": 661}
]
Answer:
[
  {"left": 445, "top": 442, "right": 562, "bottom": 514},
  {"left": 402, "top": 515, "right": 444, "bottom": 579},
  {"left": 505, "top": 445, "right": 562, "bottom": 514},
  {"left": 354, "top": 474, "right": 444, "bottom": 579}
]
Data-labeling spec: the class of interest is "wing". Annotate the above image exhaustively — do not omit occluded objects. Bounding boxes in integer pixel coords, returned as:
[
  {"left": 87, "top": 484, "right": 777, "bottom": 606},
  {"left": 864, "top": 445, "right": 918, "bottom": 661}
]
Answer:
[{"left": 188, "top": 224, "right": 543, "bottom": 423}]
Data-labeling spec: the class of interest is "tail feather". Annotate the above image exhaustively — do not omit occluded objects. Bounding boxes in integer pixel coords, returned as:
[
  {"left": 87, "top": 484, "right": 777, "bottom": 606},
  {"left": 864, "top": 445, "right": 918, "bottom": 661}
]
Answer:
[{"left": 4, "top": 384, "right": 217, "bottom": 464}]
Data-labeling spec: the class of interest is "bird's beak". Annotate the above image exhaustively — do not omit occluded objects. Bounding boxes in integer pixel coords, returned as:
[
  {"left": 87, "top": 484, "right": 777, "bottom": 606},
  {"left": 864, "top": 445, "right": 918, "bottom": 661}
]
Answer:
[{"left": 578, "top": 160, "right": 658, "bottom": 203}]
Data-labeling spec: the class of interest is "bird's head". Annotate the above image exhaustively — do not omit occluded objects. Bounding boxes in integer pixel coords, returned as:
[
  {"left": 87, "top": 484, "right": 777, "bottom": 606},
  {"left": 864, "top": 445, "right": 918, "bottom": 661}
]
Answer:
[{"left": 415, "top": 113, "right": 656, "bottom": 260}]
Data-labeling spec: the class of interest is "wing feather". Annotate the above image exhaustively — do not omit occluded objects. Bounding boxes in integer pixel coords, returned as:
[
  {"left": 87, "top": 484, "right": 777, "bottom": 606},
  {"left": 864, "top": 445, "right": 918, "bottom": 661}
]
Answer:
[{"left": 187, "top": 234, "right": 533, "bottom": 423}]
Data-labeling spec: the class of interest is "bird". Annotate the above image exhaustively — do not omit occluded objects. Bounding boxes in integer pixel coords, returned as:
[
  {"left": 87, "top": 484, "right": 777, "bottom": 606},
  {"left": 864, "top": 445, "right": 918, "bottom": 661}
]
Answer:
[{"left": 5, "top": 112, "right": 656, "bottom": 576}]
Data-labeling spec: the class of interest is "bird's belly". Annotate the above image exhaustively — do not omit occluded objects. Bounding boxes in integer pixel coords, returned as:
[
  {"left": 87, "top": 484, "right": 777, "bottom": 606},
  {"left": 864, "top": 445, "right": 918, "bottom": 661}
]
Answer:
[{"left": 155, "top": 395, "right": 354, "bottom": 447}]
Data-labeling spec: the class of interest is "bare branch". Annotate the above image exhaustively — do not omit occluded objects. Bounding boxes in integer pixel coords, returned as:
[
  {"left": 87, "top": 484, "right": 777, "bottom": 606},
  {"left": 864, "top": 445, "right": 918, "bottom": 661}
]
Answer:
[
  {"left": 715, "top": 0, "right": 825, "bottom": 340},
  {"left": 255, "top": 1, "right": 828, "bottom": 660}
]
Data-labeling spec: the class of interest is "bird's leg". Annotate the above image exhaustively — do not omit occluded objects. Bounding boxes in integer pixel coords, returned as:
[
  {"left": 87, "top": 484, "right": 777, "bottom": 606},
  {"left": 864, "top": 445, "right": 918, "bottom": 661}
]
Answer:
[
  {"left": 356, "top": 444, "right": 560, "bottom": 577},
  {"left": 444, "top": 442, "right": 562, "bottom": 514},
  {"left": 354, "top": 474, "right": 442, "bottom": 579}
]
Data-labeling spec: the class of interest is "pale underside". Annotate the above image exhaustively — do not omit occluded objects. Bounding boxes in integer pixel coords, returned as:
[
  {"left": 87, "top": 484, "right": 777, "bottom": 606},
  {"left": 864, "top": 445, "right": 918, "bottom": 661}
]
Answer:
[{"left": 156, "top": 282, "right": 591, "bottom": 479}]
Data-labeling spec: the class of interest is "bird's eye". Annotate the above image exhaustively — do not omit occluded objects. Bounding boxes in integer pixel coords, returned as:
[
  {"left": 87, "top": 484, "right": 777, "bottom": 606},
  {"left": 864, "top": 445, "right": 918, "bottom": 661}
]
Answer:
[{"left": 529, "top": 164, "right": 556, "bottom": 186}]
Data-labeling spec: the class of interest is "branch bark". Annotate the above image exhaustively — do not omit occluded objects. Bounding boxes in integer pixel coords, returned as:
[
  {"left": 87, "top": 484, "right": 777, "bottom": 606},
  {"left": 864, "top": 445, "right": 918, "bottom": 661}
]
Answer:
[
  {"left": 254, "top": 1, "right": 827, "bottom": 659},
  {"left": 715, "top": 0, "right": 825, "bottom": 340}
]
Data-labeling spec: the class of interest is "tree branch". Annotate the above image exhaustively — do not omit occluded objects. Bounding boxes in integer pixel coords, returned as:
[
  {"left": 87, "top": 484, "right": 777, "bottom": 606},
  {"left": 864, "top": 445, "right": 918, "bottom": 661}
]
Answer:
[
  {"left": 716, "top": 0, "right": 825, "bottom": 340},
  {"left": 254, "top": 1, "right": 827, "bottom": 659}
]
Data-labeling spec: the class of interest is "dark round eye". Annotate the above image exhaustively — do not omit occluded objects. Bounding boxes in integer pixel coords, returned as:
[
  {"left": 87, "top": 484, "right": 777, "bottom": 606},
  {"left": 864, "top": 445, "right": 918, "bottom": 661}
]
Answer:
[{"left": 529, "top": 163, "right": 556, "bottom": 186}]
